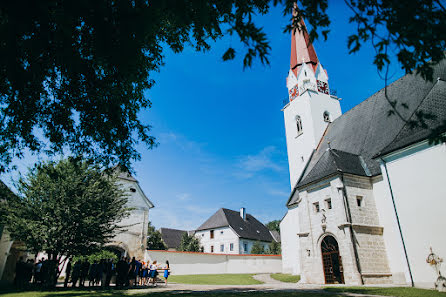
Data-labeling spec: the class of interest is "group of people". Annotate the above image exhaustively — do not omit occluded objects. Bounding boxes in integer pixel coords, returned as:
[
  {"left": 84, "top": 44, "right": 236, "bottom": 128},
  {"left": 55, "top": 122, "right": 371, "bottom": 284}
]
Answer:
[
  {"left": 67, "top": 257, "right": 170, "bottom": 288},
  {"left": 14, "top": 257, "right": 59, "bottom": 288},
  {"left": 14, "top": 256, "right": 170, "bottom": 289}
]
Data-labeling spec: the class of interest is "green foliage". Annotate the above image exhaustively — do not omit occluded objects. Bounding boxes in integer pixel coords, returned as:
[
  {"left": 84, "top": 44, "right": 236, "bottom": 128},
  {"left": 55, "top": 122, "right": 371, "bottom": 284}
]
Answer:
[
  {"left": 268, "top": 241, "right": 281, "bottom": 255},
  {"left": 266, "top": 220, "right": 280, "bottom": 233},
  {"left": 147, "top": 222, "right": 167, "bottom": 250},
  {"left": 178, "top": 232, "right": 201, "bottom": 252},
  {"left": 270, "top": 273, "right": 300, "bottom": 283},
  {"left": 0, "top": 0, "right": 443, "bottom": 171},
  {"left": 4, "top": 158, "right": 129, "bottom": 263},
  {"left": 250, "top": 241, "right": 265, "bottom": 254},
  {"left": 72, "top": 250, "right": 117, "bottom": 264}
]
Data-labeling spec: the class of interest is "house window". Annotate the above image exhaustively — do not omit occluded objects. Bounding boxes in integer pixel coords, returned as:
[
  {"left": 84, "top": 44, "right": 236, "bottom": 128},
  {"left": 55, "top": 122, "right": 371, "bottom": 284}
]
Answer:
[
  {"left": 210, "top": 245, "right": 214, "bottom": 253},
  {"left": 325, "top": 198, "right": 332, "bottom": 210},
  {"left": 220, "top": 244, "right": 224, "bottom": 252},
  {"left": 323, "top": 111, "right": 331, "bottom": 123},
  {"left": 230, "top": 243, "right": 234, "bottom": 251},
  {"left": 296, "top": 116, "right": 303, "bottom": 136},
  {"left": 129, "top": 187, "right": 136, "bottom": 192},
  {"left": 313, "top": 202, "right": 320, "bottom": 213},
  {"left": 357, "top": 196, "right": 363, "bottom": 207},
  {"left": 243, "top": 243, "right": 248, "bottom": 252},
  {"left": 210, "top": 230, "right": 214, "bottom": 239}
]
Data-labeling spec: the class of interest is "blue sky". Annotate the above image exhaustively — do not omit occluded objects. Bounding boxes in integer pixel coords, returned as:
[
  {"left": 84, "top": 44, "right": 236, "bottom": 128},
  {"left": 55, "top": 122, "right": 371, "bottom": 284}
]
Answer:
[{"left": 5, "top": 2, "right": 405, "bottom": 231}]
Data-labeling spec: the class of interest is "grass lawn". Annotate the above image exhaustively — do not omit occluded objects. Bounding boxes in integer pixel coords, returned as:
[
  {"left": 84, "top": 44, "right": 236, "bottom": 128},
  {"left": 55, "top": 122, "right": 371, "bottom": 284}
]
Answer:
[
  {"left": 270, "top": 274, "right": 300, "bottom": 283},
  {"left": 168, "top": 273, "right": 262, "bottom": 285},
  {"left": 324, "top": 286, "right": 446, "bottom": 297},
  {"left": 0, "top": 289, "right": 343, "bottom": 297}
]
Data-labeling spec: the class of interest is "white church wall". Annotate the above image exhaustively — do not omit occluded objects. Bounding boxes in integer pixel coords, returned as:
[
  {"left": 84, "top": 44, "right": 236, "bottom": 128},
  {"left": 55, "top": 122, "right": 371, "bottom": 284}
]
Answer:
[
  {"left": 308, "top": 91, "right": 341, "bottom": 147},
  {"left": 195, "top": 226, "right": 240, "bottom": 254},
  {"left": 279, "top": 206, "right": 301, "bottom": 275},
  {"left": 381, "top": 141, "right": 446, "bottom": 288},
  {"left": 109, "top": 177, "right": 152, "bottom": 260},
  {"left": 283, "top": 95, "right": 317, "bottom": 189},
  {"left": 373, "top": 176, "right": 410, "bottom": 285},
  {"left": 145, "top": 250, "right": 282, "bottom": 275}
]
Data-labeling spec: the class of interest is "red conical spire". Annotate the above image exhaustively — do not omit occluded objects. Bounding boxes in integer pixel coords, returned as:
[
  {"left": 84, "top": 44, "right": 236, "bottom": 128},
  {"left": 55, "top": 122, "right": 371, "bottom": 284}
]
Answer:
[{"left": 290, "top": 14, "right": 319, "bottom": 77}]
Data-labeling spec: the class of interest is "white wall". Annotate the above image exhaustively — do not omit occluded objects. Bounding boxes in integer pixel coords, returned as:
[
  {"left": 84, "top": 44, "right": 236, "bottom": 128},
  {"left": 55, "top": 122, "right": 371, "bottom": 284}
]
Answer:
[
  {"left": 373, "top": 176, "right": 410, "bottom": 285},
  {"left": 145, "top": 250, "right": 282, "bottom": 275},
  {"left": 109, "top": 178, "right": 152, "bottom": 259},
  {"left": 280, "top": 206, "right": 300, "bottom": 275},
  {"left": 380, "top": 141, "right": 446, "bottom": 288},
  {"left": 195, "top": 227, "right": 239, "bottom": 254}
]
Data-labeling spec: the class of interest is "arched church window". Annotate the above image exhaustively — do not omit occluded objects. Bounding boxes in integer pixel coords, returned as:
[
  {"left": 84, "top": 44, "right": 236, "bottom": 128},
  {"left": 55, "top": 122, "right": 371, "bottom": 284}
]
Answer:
[
  {"left": 296, "top": 115, "right": 303, "bottom": 136},
  {"left": 323, "top": 111, "right": 331, "bottom": 123}
]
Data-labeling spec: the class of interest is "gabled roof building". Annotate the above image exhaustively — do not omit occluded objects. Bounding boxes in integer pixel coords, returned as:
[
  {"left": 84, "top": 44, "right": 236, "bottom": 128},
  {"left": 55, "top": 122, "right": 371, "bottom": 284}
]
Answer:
[{"left": 195, "top": 208, "right": 276, "bottom": 254}]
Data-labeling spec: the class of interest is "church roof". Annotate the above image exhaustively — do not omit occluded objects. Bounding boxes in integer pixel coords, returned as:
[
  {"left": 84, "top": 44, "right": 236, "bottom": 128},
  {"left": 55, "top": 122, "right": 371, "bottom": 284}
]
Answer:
[
  {"left": 290, "top": 18, "right": 319, "bottom": 77},
  {"left": 159, "top": 228, "right": 187, "bottom": 250},
  {"left": 196, "top": 208, "right": 274, "bottom": 242},
  {"left": 288, "top": 59, "right": 446, "bottom": 206}
]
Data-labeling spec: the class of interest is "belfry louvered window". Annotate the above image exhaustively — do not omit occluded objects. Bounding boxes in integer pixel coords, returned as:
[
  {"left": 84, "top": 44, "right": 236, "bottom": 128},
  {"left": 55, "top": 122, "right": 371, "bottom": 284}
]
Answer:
[{"left": 296, "top": 115, "right": 303, "bottom": 136}]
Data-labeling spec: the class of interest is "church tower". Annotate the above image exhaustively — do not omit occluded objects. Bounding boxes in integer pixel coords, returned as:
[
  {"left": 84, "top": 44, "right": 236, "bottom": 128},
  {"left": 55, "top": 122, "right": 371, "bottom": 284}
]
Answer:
[{"left": 283, "top": 19, "right": 342, "bottom": 188}]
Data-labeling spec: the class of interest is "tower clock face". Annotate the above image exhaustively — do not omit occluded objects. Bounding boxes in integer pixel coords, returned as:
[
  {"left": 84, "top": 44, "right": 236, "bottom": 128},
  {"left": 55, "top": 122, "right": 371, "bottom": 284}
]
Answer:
[
  {"left": 289, "top": 84, "right": 299, "bottom": 100},
  {"left": 317, "top": 80, "right": 329, "bottom": 95}
]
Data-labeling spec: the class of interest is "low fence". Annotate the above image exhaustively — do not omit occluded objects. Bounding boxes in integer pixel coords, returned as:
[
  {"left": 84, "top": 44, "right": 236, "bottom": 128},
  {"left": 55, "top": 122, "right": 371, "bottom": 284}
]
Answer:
[{"left": 145, "top": 250, "right": 282, "bottom": 275}]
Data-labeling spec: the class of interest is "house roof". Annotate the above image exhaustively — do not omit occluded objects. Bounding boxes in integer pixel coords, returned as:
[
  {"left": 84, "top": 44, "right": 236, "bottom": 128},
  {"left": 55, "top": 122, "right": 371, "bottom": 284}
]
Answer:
[
  {"left": 196, "top": 208, "right": 274, "bottom": 242},
  {"left": 270, "top": 230, "right": 281, "bottom": 243},
  {"left": 114, "top": 167, "right": 155, "bottom": 209},
  {"left": 288, "top": 59, "right": 446, "bottom": 206},
  {"left": 159, "top": 228, "right": 187, "bottom": 250}
]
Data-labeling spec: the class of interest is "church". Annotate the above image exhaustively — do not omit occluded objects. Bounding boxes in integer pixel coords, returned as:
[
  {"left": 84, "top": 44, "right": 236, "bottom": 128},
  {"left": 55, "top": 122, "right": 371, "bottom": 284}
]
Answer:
[{"left": 279, "top": 18, "right": 446, "bottom": 288}]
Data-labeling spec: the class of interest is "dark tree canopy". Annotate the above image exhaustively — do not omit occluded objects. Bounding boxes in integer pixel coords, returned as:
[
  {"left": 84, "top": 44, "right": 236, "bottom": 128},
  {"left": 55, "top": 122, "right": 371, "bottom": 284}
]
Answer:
[
  {"left": 3, "top": 158, "right": 129, "bottom": 265},
  {"left": 146, "top": 222, "right": 167, "bottom": 250},
  {"left": 251, "top": 241, "right": 266, "bottom": 254},
  {"left": 266, "top": 220, "right": 281, "bottom": 233},
  {"left": 268, "top": 241, "right": 281, "bottom": 255},
  {"left": 178, "top": 232, "right": 201, "bottom": 252},
  {"left": 0, "top": 0, "right": 444, "bottom": 171}
]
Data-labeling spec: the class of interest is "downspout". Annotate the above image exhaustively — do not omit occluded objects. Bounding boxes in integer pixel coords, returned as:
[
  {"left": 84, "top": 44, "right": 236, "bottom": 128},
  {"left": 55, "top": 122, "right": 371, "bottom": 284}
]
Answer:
[
  {"left": 381, "top": 159, "right": 414, "bottom": 287},
  {"left": 339, "top": 173, "right": 364, "bottom": 285}
]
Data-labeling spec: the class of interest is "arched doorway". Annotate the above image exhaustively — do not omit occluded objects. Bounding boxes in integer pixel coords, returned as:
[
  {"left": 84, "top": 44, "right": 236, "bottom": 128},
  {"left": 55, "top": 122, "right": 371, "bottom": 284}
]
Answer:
[
  {"left": 321, "top": 235, "right": 344, "bottom": 284},
  {"left": 104, "top": 245, "right": 127, "bottom": 259}
]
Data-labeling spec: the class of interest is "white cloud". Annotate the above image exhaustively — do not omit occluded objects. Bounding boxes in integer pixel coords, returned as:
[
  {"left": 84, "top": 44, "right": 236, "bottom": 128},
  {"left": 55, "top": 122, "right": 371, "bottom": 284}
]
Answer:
[
  {"left": 235, "top": 146, "right": 285, "bottom": 178},
  {"left": 176, "top": 193, "right": 191, "bottom": 201},
  {"left": 267, "top": 188, "right": 290, "bottom": 198}
]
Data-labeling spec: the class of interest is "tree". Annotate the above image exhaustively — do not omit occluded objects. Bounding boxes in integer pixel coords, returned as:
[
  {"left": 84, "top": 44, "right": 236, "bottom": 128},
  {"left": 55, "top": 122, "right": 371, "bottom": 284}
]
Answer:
[
  {"left": 147, "top": 222, "right": 167, "bottom": 250},
  {"left": 251, "top": 241, "right": 266, "bottom": 254},
  {"left": 0, "top": 1, "right": 444, "bottom": 171},
  {"left": 266, "top": 220, "right": 281, "bottom": 233},
  {"left": 178, "top": 232, "right": 201, "bottom": 252},
  {"left": 4, "top": 157, "right": 129, "bottom": 276},
  {"left": 268, "top": 241, "right": 281, "bottom": 255}
]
